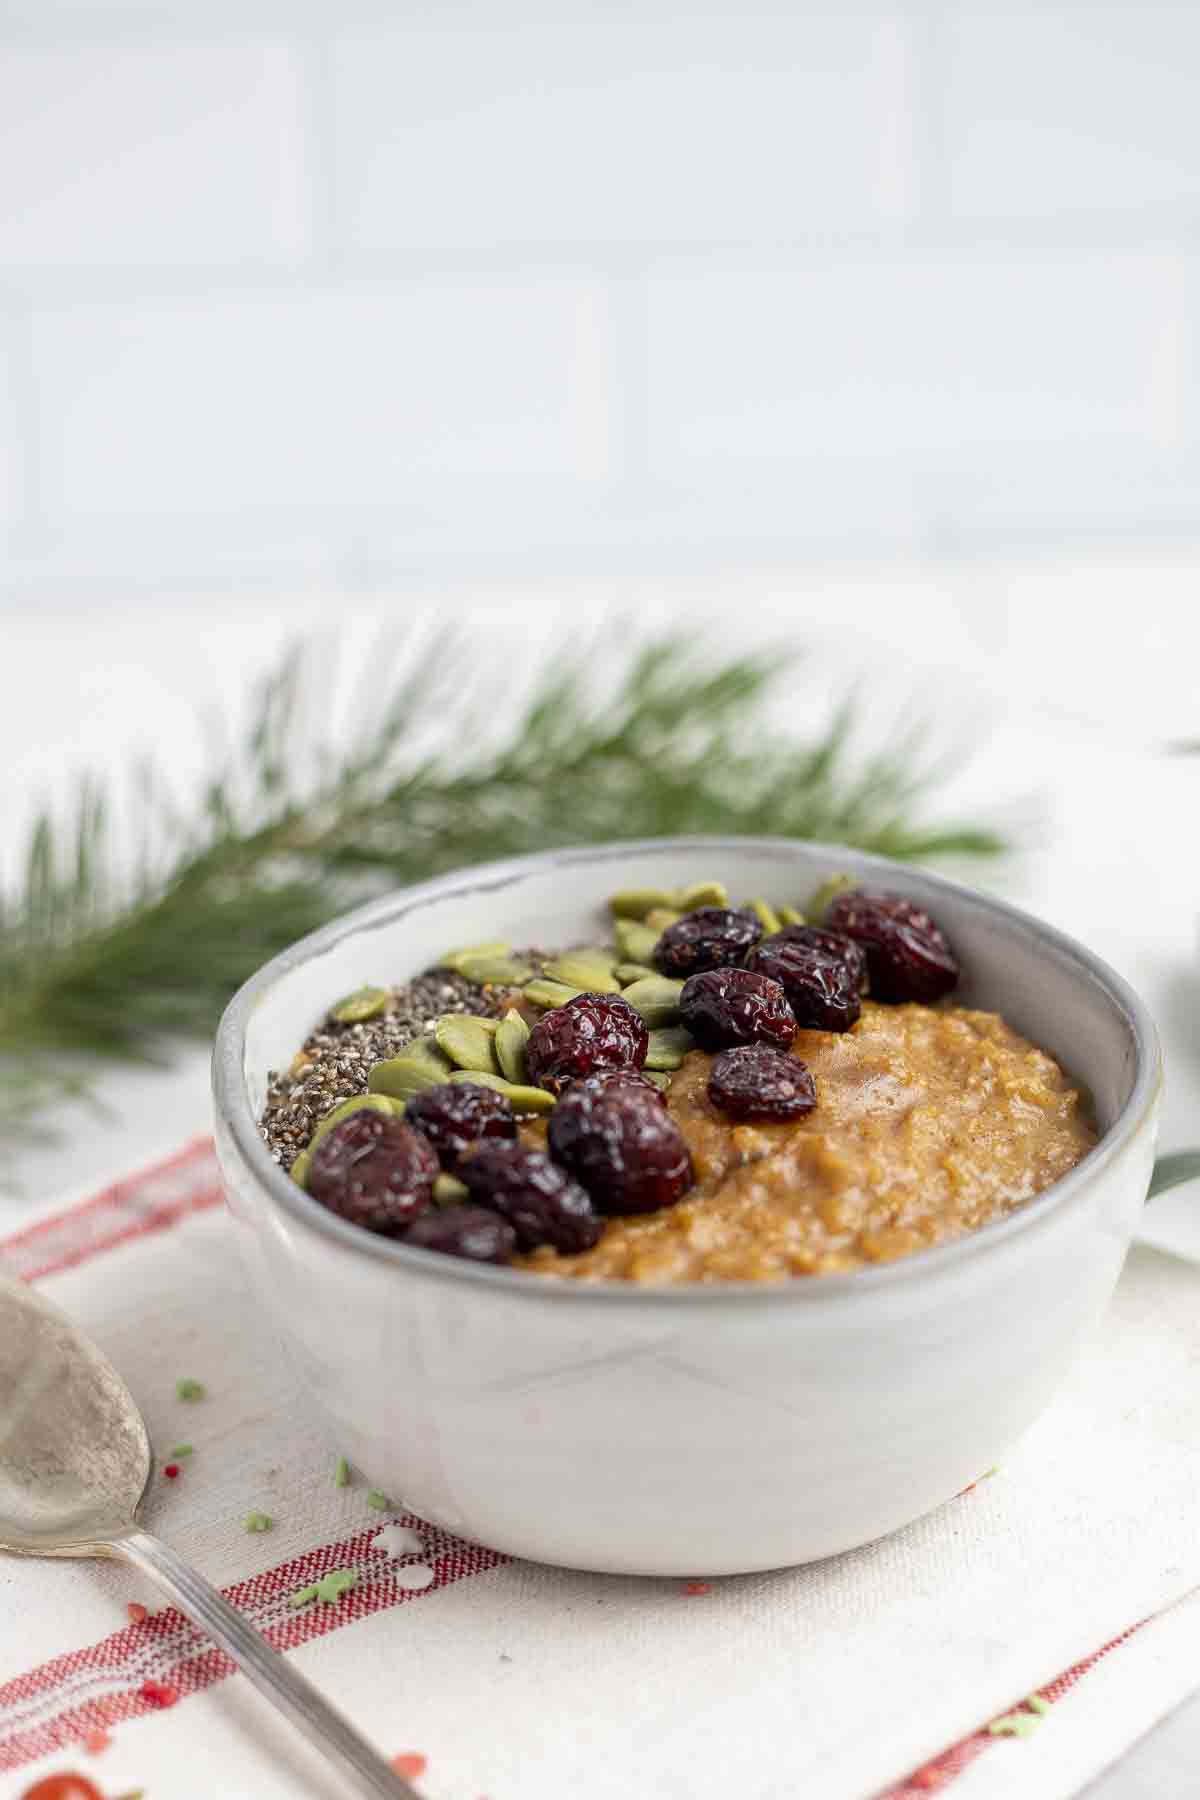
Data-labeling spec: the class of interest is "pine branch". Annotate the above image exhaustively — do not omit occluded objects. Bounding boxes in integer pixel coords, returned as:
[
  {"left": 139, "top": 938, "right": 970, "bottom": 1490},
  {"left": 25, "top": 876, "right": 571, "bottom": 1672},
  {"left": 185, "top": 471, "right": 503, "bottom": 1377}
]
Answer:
[{"left": 0, "top": 630, "right": 1009, "bottom": 1166}]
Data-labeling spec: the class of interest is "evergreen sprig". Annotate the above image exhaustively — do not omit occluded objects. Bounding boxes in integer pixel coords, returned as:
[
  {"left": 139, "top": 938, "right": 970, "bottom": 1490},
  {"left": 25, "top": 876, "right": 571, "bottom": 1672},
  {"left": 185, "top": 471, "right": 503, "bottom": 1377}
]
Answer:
[{"left": 0, "top": 631, "right": 1008, "bottom": 1162}]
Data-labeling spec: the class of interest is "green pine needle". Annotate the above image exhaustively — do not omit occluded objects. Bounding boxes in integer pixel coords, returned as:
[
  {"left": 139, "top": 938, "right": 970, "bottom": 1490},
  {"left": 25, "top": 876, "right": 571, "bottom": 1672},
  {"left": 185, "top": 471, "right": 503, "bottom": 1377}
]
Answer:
[{"left": 0, "top": 630, "right": 1008, "bottom": 1166}]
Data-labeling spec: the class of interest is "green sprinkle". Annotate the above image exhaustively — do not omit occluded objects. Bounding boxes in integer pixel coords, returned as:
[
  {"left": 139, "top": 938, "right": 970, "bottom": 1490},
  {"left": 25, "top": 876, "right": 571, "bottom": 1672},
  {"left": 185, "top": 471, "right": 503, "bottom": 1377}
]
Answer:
[
  {"left": 334, "top": 1456, "right": 351, "bottom": 1488},
  {"left": 244, "top": 1511, "right": 273, "bottom": 1533},
  {"left": 175, "top": 1378, "right": 206, "bottom": 1402},
  {"left": 987, "top": 1712, "right": 1040, "bottom": 1738},
  {"left": 168, "top": 1443, "right": 193, "bottom": 1459},
  {"left": 288, "top": 1583, "right": 319, "bottom": 1608},
  {"left": 367, "top": 1490, "right": 389, "bottom": 1511},
  {"left": 315, "top": 1567, "right": 358, "bottom": 1603},
  {"left": 1027, "top": 1694, "right": 1051, "bottom": 1716}
]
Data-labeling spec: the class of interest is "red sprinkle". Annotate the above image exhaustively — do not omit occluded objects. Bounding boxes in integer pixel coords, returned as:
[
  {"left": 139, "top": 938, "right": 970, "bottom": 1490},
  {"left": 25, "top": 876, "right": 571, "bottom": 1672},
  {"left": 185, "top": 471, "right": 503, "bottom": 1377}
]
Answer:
[
  {"left": 391, "top": 1752, "right": 427, "bottom": 1779},
  {"left": 139, "top": 1680, "right": 178, "bottom": 1709},
  {"left": 83, "top": 1729, "right": 111, "bottom": 1755},
  {"left": 126, "top": 1603, "right": 148, "bottom": 1625},
  {"left": 682, "top": 1581, "right": 712, "bottom": 1596},
  {"left": 163, "top": 1463, "right": 180, "bottom": 1479}
]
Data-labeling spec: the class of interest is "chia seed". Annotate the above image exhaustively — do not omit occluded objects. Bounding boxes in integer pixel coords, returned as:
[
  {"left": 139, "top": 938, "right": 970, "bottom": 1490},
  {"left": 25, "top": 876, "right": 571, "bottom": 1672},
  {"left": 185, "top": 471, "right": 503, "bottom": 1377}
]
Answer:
[{"left": 259, "top": 957, "right": 549, "bottom": 1166}]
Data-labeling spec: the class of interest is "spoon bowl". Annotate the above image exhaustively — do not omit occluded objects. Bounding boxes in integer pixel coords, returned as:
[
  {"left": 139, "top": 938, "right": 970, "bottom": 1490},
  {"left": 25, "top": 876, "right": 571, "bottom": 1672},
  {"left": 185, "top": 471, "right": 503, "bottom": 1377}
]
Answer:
[{"left": 0, "top": 1271, "right": 150, "bottom": 1555}]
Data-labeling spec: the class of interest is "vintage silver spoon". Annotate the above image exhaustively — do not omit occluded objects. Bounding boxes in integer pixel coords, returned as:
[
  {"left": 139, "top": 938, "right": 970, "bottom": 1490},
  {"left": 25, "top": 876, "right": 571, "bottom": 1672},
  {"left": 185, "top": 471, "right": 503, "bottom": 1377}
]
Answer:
[{"left": 0, "top": 1269, "right": 419, "bottom": 1798}]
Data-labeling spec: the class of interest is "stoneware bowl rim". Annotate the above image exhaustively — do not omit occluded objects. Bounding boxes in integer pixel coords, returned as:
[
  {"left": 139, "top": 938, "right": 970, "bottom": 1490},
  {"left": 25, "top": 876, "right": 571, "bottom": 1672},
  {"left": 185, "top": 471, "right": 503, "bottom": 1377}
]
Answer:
[{"left": 212, "top": 834, "right": 1162, "bottom": 1309}]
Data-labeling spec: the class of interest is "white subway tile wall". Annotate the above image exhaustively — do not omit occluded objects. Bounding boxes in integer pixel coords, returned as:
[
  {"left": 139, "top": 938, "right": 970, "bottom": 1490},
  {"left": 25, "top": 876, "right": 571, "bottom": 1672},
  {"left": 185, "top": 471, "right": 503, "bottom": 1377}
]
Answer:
[
  {"left": 944, "top": 6, "right": 1200, "bottom": 220},
  {"left": 1, "top": 3, "right": 1199, "bottom": 596},
  {"left": 0, "top": 320, "right": 21, "bottom": 537},
  {"left": 331, "top": 13, "right": 915, "bottom": 251},
  {"left": 0, "top": 45, "right": 309, "bottom": 268}
]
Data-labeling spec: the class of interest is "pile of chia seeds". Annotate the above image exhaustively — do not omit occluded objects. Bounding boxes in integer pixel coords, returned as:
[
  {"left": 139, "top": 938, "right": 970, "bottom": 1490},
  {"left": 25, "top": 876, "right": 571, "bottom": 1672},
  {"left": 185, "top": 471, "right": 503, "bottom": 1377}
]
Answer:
[{"left": 259, "top": 955, "right": 550, "bottom": 1168}]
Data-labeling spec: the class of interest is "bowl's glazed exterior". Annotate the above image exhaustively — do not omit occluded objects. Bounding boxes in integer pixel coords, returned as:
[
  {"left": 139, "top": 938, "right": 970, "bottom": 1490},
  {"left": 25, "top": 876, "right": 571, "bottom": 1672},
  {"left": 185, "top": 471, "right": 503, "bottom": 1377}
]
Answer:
[{"left": 213, "top": 839, "right": 1160, "bottom": 1575}]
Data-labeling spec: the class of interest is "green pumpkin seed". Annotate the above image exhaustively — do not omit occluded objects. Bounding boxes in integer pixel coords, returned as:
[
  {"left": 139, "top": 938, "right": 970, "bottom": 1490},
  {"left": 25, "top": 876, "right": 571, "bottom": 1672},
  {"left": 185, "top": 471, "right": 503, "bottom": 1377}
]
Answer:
[
  {"left": 608, "top": 888, "right": 679, "bottom": 919},
  {"left": 522, "top": 977, "right": 585, "bottom": 1009},
  {"left": 495, "top": 1008, "right": 531, "bottom": 1083},
  {"left": 778, "top": 904, "right": 805, "bottom": 927},
  {"left": 613, "top": 919, "right": 661, "bottom": 964},
  {"left": 644, "top": 907, "right": 682, "bottom": 932},
  {"left": 330, "top": 985, "right": 390, "bottom": 1025},
  {"left": 368, "top": 1037, "right": 454, "bottom": 1099},
  {"left": 621, "top": 975, "right": 685, "bottom": 1026},
  {"left": 290, "top": 1146, "right": 313, "bottom": 1189},
  {"left": 676, "top": 880, "right": 729, "bottom": 910},
  {"left": 435, "top": 1014, "right": 502, "bottom": 1074},
  {"left": 309, "top": 1093, "right": 403, "bottom": 1157},
  {"left": 438, "top": 941, "right": 511, "bottom": 970},
  {"left": 805, "top": 873, "right": 855, "bottom": 923},
  {"left": 643, "top": 1069, "right": 673, "bottom": 1093},
  {"left": 447, "top": 1070, "right": 556, "bottom": 1114},
  {"left": 542, "top": 950, "right": 621, "bottom": 993},
  {"left": 644, "top": 1026, "right": 694, "bottom": 1070},
  {"left": 454, "top": 953, "right": 535, "bottom": 985},
  {"left": 615, "top": 961, "right": 657, "bottom": 985},
  {"left": 746, "top": 898, "right": 782, "bottom": 935},
  {"left": 433, "top": 1172, "right": 470, "bottom": 1204}
]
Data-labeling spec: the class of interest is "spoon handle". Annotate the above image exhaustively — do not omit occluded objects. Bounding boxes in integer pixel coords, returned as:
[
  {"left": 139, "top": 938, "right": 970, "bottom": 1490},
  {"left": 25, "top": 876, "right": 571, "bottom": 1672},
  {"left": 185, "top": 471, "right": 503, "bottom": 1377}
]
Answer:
[{"left": 117, "top": 1528, "right": 420, "bottom": 1798}]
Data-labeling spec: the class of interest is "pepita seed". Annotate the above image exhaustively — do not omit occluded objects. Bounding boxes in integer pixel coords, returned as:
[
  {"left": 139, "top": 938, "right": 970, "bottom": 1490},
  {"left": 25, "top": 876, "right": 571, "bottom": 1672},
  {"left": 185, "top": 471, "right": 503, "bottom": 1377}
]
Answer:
[
  {"left": 805, "top": 873, "right": 855, "bottom": 922},
  {"left": 447, "top": 1070, "right": 556, "bottom": 1114},
  {"left": 290, "top": 1146, "right": 312, "bottom": 1189},
  {"left": 522, "top": 978, "right": 585, "bottom": 1009},
  {"left": 495, "top": 1008, "right": 532, "bottom": 1084},
  {"left": 746, "top": 898, "right": 782, "bottom": 935},
  {"left": 309, "top": 1093, "right": 403, "bottom": 1157},
  {"left": 433, "top": 1172, "right": 470, "bottom": 1204},
  {"left": 614, "top": 961, "right": 657, "bottom": 985},
  {"left": 435, "top": 1014, "right": 502, "bottom": 1074},
  {"left": 676, "top": 880, "right": 729, "bottom": 910},
  {"left": 644, "top": 907, "right": 683, "bottom": 931},
  {"left": 330, "top": 985, "right": 390, "bottom": 1025},
  {"left": 644, "top": 1026, "right": 694, "bottom": 1070},
  {"left": 453, "top": 953, "right": 535, "bottom": 985},
  {"left": 613, "top": 919, "right": 661, "bottom": 964},
  {"left": 608, "top": 888, "right": 679, "bottom": 919},
  {"left": 778, "top": 904, "right": 805, "bottom": 926},
  {"left": 368, "top": 1039, "right": 455, "bottom": 1100},
  {"left": 542, "top": 950, "right": 620, "bottom": 992},
  {"left": 437, "top": 942, "right": 510, "bottom": 971},
  {"left": 621, "top": 975, "right": 685, "bottom": 1026}
]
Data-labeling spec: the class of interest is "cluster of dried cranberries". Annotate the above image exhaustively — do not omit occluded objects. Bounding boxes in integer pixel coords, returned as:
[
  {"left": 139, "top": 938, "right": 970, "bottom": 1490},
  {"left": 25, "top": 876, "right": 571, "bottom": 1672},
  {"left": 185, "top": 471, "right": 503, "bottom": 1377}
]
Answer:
[
  {"left": 299, "top": 879, "right": 958, "bottom": 1268},
  {"left": 664, "top": 891, "right": 955, "bottom": 1114}
]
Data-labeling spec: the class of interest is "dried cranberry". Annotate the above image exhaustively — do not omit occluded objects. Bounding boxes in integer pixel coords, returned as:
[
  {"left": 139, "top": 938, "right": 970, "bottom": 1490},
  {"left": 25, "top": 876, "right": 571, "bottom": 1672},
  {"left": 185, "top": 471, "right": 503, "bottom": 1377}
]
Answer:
[
  {"left": 403, "top": 1204, "right": 516, "bottom": 1264},
  {"left": 654, "top": 907, "right": 762, "bottom": 977},
  {"left": 458, "top": 1142, "right": 602, "bottom": 1253},
  {"left": 747, "top": 937, "right": 861, "bottom": 1032},
  {"left": 768, "top": 923, "right": 868, "bottom": 992},
  {"left": 526, "top": 992, "right": 648, "bottom": 1094},
  {"left": 825, "top": 890, "right": 959, "bottom": 1003},
  {"left": 707, "top": 1045, "right": 817, "bottom": 1121},
  {"left": 308, "top": 1111, "right": 438, "bottom": 1235},
  {"left": 548, "top": 1080, "right": 692, "bottom": 1215},
  {"left": 678, "top": 967, "right": 796, "bottom": 1051},
  {"left": 404, "top": 1080, "right": 517, "bottom": 1168}
]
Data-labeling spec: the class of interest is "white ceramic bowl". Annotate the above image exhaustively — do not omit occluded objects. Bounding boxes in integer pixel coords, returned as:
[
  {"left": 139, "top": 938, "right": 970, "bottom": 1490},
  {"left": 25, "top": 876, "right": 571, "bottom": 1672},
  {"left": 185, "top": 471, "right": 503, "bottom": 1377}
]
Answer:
[{"left": 213, "top": 838, "right": 1162, "bottom": 1576}]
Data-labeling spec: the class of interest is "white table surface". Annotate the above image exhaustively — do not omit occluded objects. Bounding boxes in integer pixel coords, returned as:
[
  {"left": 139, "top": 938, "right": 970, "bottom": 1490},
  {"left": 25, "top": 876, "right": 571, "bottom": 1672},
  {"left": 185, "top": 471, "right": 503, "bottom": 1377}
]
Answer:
[{"left": 3, "top": 562, "right": 1200, "bottom": 1795}]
